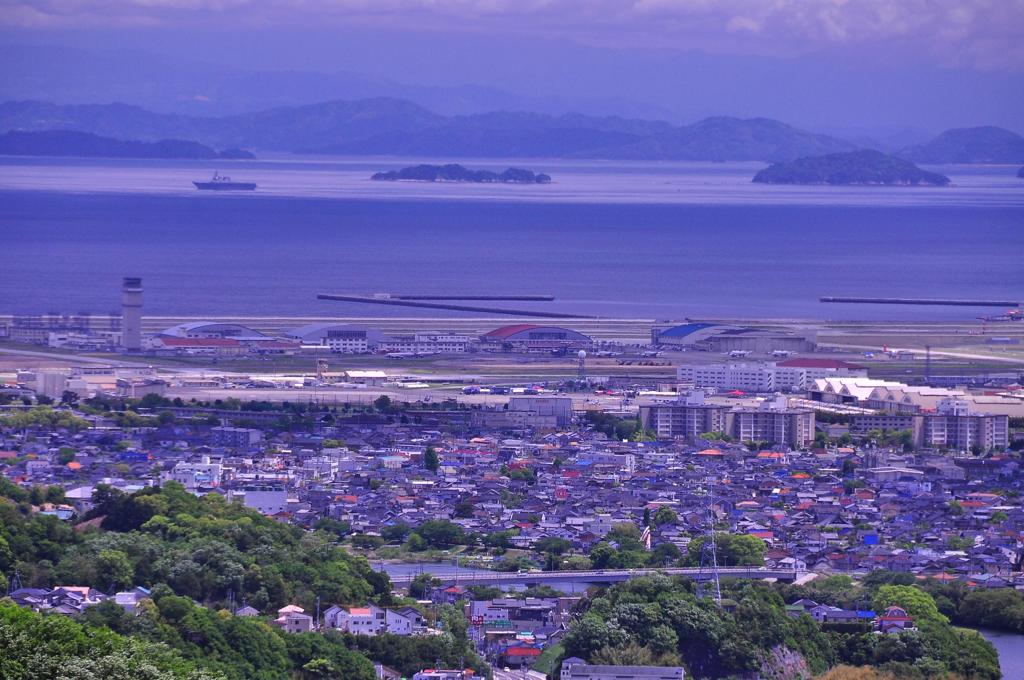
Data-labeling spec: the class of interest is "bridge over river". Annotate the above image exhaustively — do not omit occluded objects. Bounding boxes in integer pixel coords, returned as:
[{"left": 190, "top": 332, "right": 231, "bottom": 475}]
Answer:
[{"left": 388, "top": 566, "right": 800, "bottom": 588}]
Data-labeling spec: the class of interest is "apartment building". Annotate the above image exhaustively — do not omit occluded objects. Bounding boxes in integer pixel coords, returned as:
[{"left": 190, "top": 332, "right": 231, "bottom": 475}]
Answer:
[
  {"left": 678, "top": 359, "right": 864, "bottom": 393},
  {"left": 640, "top": 392, "right": 730, "bottom": 441},
  {"left": 851, "top": 399, "right": 1009, "bottom": 451},
  {"left": 728, "top": 396, "right": 816, "bottom": 448}
]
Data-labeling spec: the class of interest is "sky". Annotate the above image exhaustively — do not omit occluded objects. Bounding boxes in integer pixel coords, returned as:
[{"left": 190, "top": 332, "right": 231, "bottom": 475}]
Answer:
[{"left": 1, "top": 0, "right": 1023, "bottom": 132}]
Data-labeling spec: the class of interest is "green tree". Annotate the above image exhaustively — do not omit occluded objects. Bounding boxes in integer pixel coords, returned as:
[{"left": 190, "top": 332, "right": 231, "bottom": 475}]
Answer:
[
  {"left": 379, "top": 523, "right": 411, "bottom": 543},
  {"left": 686, "top": 533, "right": 766, "bottom": 566},
  {"left": 351, "top": 534, "right": 385, "bottom": 550},
  {"left": 97, "top": 549, "right": 135, "bottom": 590},
  {"left": 873, "top": 585, "right": 948, "bottom": 626},
  {"left": 423, "top": 446, "right": 439, "bottom": 472},
  {"left": 535, "top": 537, "right": 572, "bottom": 556},
  {"left": 409, "top": 573, "right": 439, "bottom": 599},
  {"left": 411, "top": 520, "right": 466, "bottom": 549},
  {"left": 650, "top": 542, "right": 682, "bottom": 566},
  {"left": 57, "top": 446, "right": 76, "bottom": 465},
  {"left": 957, "top": 589, "right": 1024, "bottom": 633},
  {"left": 652, "top": 507, "right": 678, "bottom": 526},
  {"left": 589, "top": 542, "right": 618, "bottom": 569},
  {"left": 453, "top": 498, "right": 474, "bottom": 518},
  {"left": 606, "top": 523, "right": 643, "bottom": 552}
]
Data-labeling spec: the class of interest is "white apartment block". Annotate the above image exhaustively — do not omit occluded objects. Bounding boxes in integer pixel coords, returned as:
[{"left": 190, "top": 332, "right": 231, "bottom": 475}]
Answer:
[
  {"left": 851, "top": 398, "right": 1009, "bottom": 451},
  {"left": 729, "top": 396, "right": 817, "bottom": 448},
  {"left": 678, "top": 360, "right": 866, "bottom": 393}
]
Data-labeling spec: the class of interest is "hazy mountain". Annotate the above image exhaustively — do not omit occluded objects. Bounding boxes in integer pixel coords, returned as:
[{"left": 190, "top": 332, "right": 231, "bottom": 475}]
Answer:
[
  {"left": 0, "top": 98, "right": 865, "bottom": 162},
  {"left": 898, "top": 126, "right": 1024, "bottom": 164},
  {"left": 753, "top": 149, "right": 950, "bottom": 186},
  {"left": 589, "top": 116, "right": 859, "bottom": 161},
  {"left": 0, "top": 98, "right": 443, "bottom": 151},
  {"left": 0, "top": 43, "right": 678, "bottom": 121},
  {"left": 0, "top": 129, "right": 252, "bottom": 159}
]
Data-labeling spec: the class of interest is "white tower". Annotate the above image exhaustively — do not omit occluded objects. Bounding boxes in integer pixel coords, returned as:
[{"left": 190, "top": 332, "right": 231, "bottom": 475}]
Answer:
[
  {"left": 577, "top": 349, "right": 587, "bottom": 380},
  {"left": 121, "top": 277, "right": 143, "bottom": 351}
]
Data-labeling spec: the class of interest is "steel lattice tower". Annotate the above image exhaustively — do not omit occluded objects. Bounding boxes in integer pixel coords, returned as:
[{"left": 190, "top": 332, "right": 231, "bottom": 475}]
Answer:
[{"left": 697, "top": 478, "right": 722, "bottom": 605}]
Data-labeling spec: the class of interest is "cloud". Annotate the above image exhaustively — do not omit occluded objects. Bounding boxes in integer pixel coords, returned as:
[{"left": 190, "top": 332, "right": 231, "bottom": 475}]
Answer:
[{"left": 3, "top": 0, "right": 1023, "bottom": 69}]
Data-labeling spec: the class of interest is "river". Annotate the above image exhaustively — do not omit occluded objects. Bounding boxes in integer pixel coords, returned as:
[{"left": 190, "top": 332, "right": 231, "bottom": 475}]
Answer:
[
  {"left": 376, "top": 561, "right": 602, "bottom": 595},
  {"left": 977, "top": 628, "right": 1024, "bottom": 680}
]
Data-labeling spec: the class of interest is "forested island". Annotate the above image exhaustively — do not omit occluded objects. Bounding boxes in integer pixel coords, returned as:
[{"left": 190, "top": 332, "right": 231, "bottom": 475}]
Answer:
[
  {"left": 0, "top": 129, "right": 255, "bottom": 160},
  {"left": 753, "top": 149, "right": 951, "bottom": 186},
  {"left": 372, "top": 163, "right": 551, "bottom": 183}
]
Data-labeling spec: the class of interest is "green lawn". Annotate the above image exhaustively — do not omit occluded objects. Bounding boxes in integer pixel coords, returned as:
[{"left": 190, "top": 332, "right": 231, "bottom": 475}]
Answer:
[{"left": 533, "top": 643, "right": 564, "bottom": 676}]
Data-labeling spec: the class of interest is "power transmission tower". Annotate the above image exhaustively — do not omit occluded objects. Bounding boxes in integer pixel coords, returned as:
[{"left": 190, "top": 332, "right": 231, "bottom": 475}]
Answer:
[
  {"left": 8, "top": 569, "right": 23, "bottom": 595},
  {"left": 697, "top": 478, "right": 722, "bottom": 605}
]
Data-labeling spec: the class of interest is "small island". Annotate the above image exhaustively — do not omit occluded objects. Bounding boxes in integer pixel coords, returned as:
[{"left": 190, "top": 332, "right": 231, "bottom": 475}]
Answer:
[
  {"left": 371, "top": 163, "right": 551, "bottom": 184},
  {"left": 752, "top": 149, "right": 950, "bottom": 186}
]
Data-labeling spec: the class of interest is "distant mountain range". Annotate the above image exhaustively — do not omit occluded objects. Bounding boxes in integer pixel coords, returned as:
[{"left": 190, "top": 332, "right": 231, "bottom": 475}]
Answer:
[
  {"left": 898, "top": 126, "right": 1024, "bottom": 164},
  {"left": 0, "top": 44, "right": 679, "bottom": 120},
  {"left": 0, "top": 98, "right": 1021, "bottom": 164},
  {"left": 752, "top": 150, "right": 950, "bottom": 186},
  {"left": 0, "top": 129, "right": 253, "bottom": 160},
  {"left": 0, "top": 98, "right": 857, "bottom": 162}
]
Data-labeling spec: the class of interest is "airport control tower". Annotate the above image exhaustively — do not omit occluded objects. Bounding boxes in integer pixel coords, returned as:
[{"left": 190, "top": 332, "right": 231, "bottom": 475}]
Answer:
[{"left": 121, "top": 277, "right": 143, "bottom": 351}]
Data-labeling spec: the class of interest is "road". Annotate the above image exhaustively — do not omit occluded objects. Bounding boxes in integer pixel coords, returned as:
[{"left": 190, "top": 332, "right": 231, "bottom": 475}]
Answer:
[
  {"left": 826, "top": 342, "right": 1024, "bottom": 365},
  {"left": 0, "top": 346, "right": 146, "bottom": 367},
  {"left": 492, "top": 669, "right": 547, "bottom": 680},
  {"left": 0, "top": 346, "right": 236, "bottom": 375},
  {"left": 389, "top": 566, "right": 799, "bottom": 587}
]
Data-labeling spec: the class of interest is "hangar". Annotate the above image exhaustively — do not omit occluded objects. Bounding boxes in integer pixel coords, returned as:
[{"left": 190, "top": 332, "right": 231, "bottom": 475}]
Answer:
[
  {"left": 652, "top": 323, "right": 815, "bottom": 353},
  {"left": 481, "top": 324, "right": 593, "bottom": 351},
  {"left": 157, "top": 322, "right": 266, "bottom": 339}
]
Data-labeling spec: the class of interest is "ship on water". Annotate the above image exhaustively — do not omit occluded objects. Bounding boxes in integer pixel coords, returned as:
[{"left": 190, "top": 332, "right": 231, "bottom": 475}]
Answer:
[{"left": 193, "top": 171, "right": 256, "bottom": 191}]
